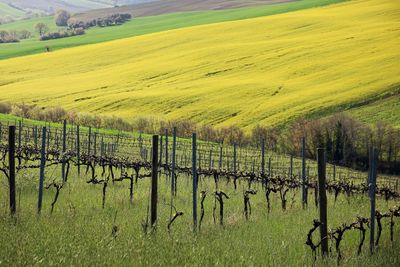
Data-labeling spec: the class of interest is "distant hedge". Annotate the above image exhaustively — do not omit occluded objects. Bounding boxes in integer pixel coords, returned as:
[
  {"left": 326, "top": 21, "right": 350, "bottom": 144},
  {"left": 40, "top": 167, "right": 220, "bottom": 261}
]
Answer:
[
  {"left": 40, "top": 28, "right": 85, "bottom": 41},
  {"left": 68, "top": 13, "right": 132, "bottom": 29},
  {"left": 0, "top": 30, "right": 19, "bottom": 43}
]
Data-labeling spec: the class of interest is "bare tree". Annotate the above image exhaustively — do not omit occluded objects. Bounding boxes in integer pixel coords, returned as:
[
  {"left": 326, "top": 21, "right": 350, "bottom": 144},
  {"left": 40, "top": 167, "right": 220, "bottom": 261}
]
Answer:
[
  {"left": 18, "top": 29, "right": 32, "bottom": 39},
  {"left": 35, "top": 23, "right": 49, "bottom": 37},
  {"left": 55, "top": 10, "right": 71, "bottom": 27}
]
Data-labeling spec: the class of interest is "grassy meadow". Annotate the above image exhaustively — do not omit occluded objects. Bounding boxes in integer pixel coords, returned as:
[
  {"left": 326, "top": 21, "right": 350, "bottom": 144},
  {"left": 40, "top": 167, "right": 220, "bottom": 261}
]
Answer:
[
  {"left": 0, "top": 16, "right": 58, "bottom": 32},
  {"left": 0, "top": 168, "right": 399, "bottom": 266},
  {"left": 345, "top": 95, "right": 400, "bottom": 128},
  {"left": 0, "top": 2, "right": 25, "bottom": 18},
  {"left": 0, "top": 0, "right": 398, "bottom": 129},
  {"left": 0, "top": 0, "right": 344, "bottom": 60}
]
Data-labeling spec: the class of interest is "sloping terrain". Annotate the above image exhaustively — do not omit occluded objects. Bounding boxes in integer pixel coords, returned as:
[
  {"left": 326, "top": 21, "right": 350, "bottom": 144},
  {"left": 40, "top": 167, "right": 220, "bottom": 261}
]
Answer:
[
  {"left": 0, "top": 2, "right": 24, "bottom": 18},
  {"left": 0, "top": 0, "right": 147, "bottom": 20},
  {"left": 0, "top": 0, "right": 112, "bottom": 19},
  {"left": 0, "top": 0, "right": 342, "bottom": 60},
  {"left": 0, "top": 0, "right": 398, "bottom": 129},
  {"left": 71, "top": 0, "right": 294, "bottom": 22},
  {"left": 1, "top": 0, "right": 286, "bottom": 21},
  {"left": 346, "top": 94, "right": 400, "bottom": 127}
]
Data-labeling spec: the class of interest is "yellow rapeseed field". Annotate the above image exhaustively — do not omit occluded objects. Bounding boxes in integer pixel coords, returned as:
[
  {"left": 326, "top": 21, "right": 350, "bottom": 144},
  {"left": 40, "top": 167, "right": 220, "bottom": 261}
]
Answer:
[{"left": 0, "top": 0, "right": 399, "bottom": 129}]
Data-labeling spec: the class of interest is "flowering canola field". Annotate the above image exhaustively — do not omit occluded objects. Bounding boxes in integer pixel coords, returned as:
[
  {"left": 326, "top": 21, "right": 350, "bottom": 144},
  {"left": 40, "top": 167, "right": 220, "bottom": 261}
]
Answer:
[{"left": 0, "top": 0, "right": 398, "bottom": 128}]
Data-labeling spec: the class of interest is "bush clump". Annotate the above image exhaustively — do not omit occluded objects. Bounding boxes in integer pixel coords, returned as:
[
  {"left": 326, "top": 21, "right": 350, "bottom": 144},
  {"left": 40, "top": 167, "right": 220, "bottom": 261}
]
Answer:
[
  {"left": 0, "top": 30, "right": 19, "bottom": 43},
  {"left": 68, "top": 13, "right": 132, "bottom": 29},
  {"left": 40, "top": 28, "right": 85, "bottom": 41}
]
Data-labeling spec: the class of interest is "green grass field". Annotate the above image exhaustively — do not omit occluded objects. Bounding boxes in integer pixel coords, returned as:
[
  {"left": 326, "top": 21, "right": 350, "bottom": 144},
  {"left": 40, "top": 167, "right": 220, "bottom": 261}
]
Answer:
[
  {"left": 65, "top": 0, "right": 112, "bottom": 9},
  {"left": 0, "top": 2, "right": 25, "bottom": 18},
  {"left": 0, "top": 0, "right": 113, "bottom": 20},
  {"left": 0, "top": 168, "right": 398, "bottom": 266},
  {"left": 0, "top": 16, "right": 58, "bottom": 33},
  {"left": 0, "top": 0, "right": 344, "bottom": 60},
  {"left": 346, "top": 95, "right": 400, "bottom": 128}
]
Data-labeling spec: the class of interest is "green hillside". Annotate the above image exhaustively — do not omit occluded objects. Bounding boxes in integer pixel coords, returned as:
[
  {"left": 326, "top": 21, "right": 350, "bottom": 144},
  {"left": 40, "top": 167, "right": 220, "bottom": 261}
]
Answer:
[
  {"left": 0, "top": 16, "right": 58, "bottom": 32},
  {"left": 0, "top": 0, "right": 344, "bottom": 60},
  {"left": 346, "top": 95, "right": 400, "bottom": 127},
  {"left": 0, "top": 2, "right": 24, "bottom": 17}
]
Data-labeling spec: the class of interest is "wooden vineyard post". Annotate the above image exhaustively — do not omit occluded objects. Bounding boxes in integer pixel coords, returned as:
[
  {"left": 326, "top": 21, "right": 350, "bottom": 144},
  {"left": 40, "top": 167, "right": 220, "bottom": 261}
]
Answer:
[
  {"left": 116, "top": 132, "right": 120, "bottom": 152},
  {"left": 268, "top": 157, "right": 271, "bottom": 178},
  {"left": 151, "top": 135, "right": 159, "bottom": 228},
  {"left": 8, "top": 126, "right": 16, "bottom": 216},
  {"left": 159, "top": 135, "right": 163, "bottom": 165},
  {"left": 317, "top": 148, "right": 328, "bottom": 256},
  {"left": 198, "top": 150, "right": 201, "bottom": 170},
  {"left": 290, "top": 154, "right": 293, "bottom": 179},
  {"left": 192, "top": 133, "right": 198, "bottom": 232},
  {"left": 261, "top": 140, "right": 265, "bottom": 189},
  {"left": 38, "top": 127, "right": 47, "bottom": 214},
  {"left": 172, "top": 127, "right": 177, "bottom": 196},
  {"left": 233, "top": 143, "right": 237, "bottom": 174},
  {"left": 34, "top": 126, "right": 38, "bottom": 149},
  {"left": 24, "top": 126, "right": 28, "bottom": 146},
  {"left": 302, "top": 137, "right": 307, "bottom": 208},
  {"left": 145, "top": 148, "right": 149, "bottom": 161},
  {"left": 139, "top": 132, "right": 143, "bottom": 159},
  {"left": 369, "top": 148, "right": 378, "bottom": 254},
  {"left": 367, "top": 148, "right": 372, "bottom": 185},
  {"left": 333, "top": 164, "right": 336, "bottom": 181},
  {"left": 209, "top": 149, "right": 212, "bottom": 170},
  {"left": 18, "top": 120, "right": 21, "bottom": 150},
  {"left": 47, "top": 127, "right": 50, "bottom": 152},
  {"left": 101, "top": 136, "right": 104, "bottom": 157},
  {"left": 93, "top": 132, "right": 97, "bottom": 156},
  {"left": 219, "top": 145, "right": 223, "bottom": 170},
  {"left": 62, "top": 120, "right": 67, "bottom": 182},
  {"left": 55, "top": 129, "right": 59, "bottom": 150},
  {"left": 67, "top": 123, "right": 75, "bottom": 151},
  {"left": 77, "top": 125, "right": 80, "bottom": 176},
  {"left": 88, "top": 127, "right": 91, "bottom": 155},
  {"left": 165, "top": 129, "right": 169, "bottom": 168}
]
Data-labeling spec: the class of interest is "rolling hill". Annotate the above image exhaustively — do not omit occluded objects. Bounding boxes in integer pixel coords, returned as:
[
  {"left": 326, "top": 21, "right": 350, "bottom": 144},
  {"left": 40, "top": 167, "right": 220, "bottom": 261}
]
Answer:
[
  {"left": 0, "top": 0, "right": 341, "bottom": 60},
  {"left": 0, "top": 0, "right": 110, "bottom": 20},
  {"left": 0, "top": 2, "right": 25, "bottom": 18},
  {"left": 0, "top": 0, "right": 399, "bottom": 130},
  {"left": 70, "top": 0, "right": 295, "bottom": 22},
  {"left": 0, "top": 0, "right": 148, "bottom": 21},
  {"left": 0, "top": 0, "right": 289, "bottom": 22}
]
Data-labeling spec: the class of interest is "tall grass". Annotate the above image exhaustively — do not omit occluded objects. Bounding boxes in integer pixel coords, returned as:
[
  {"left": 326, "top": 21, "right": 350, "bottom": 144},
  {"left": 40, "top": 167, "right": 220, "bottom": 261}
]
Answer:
[{"left": 0, "top": 167, "right": 398, "bottom": 266}]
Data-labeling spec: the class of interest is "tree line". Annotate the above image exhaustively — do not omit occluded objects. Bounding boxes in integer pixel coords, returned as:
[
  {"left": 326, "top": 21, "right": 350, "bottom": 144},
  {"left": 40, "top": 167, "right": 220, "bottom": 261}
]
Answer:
[
  {"left": 0, "top": 29, "right": 31, "bottom": 43},
  {"left": 0, "top": 9, "right": 131, "bottom": 43},
  {"left": 67, "top": 13, "right": 132, "bottom": 29},
  {"left": 285, "top": 114, "right": 400, "bottom": 174}
]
